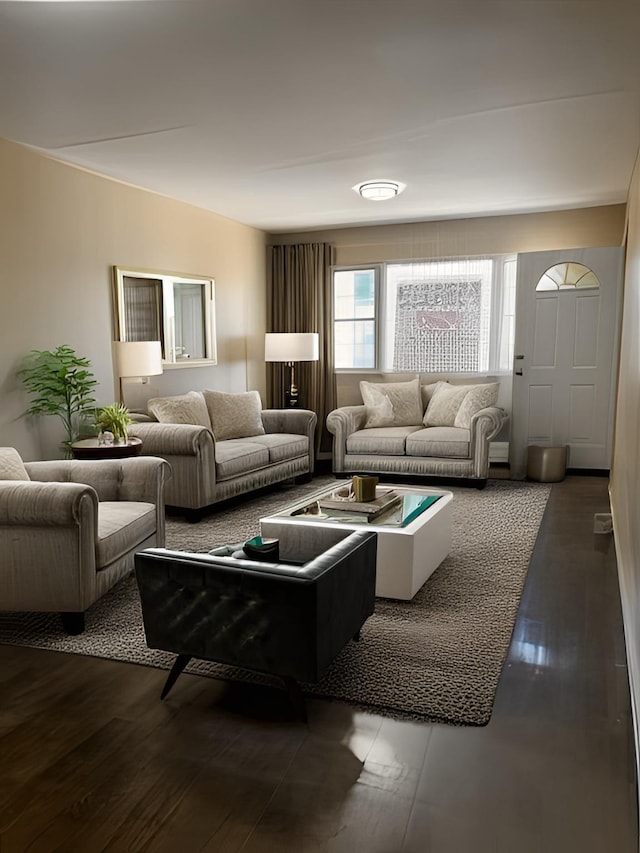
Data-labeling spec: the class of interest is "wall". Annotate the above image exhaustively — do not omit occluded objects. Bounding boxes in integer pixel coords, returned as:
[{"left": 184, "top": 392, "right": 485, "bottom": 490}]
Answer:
[
  {"left": 610, "top": 148, "right": 640, "bottom": 840},
  {"left": 0, "top": 138, "right": 267, "bottom": 460},
  {"left": 271, "top": 205, "right": 626, "bottom": 411},
  {"left": 270, "top": 205, "right": 626, "bottom": 266}
]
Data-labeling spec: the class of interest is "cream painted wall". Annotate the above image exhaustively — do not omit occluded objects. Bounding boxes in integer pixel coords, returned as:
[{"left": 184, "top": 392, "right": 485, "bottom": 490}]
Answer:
[
  {"left": 270, "top": 205, "right": 626, "bottom": 266},
  {"left": 0, "top": 138, "right": 266, "bottom": 460},
  {"left": 610, "top": 149, "right": 640, "bottom": 831}
]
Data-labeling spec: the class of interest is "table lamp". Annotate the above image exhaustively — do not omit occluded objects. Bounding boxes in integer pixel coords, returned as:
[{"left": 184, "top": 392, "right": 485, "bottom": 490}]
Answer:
[
  {"left": 265, "top": 332, "right": 319, "bottom": 407},
  {"left": 114, "top": 341, "right": 163, "bottom": 404}
]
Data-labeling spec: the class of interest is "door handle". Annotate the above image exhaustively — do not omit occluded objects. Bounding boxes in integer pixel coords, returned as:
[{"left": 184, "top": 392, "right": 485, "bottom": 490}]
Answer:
[{"left": 515, "top": 369, "right": 523, "bottom": 376}]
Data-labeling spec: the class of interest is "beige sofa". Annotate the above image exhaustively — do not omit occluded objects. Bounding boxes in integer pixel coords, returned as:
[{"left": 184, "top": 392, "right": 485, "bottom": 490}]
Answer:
[
  {"left": 128, "top": 390, "right": 317, "bottom": 517},
  {"left": 0, "top": 447, "right": 169, "bottom": 634},
  {"left": 327, "top": 378, "right": 508, "bottom": 488}
]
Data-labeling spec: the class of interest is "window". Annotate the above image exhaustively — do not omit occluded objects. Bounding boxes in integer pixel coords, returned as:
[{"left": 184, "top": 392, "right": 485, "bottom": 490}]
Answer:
[
  {"left": 113, "top": 266, "right": 217, "bottom": 368},
  {"left": 535, "top": 262, "right": 600, "bottom": 291},
  {"left": 333, "top": 256, "right": 514, "bottom": 373},
  {"left": 333, "top": 267, "right": 378, "bottom": 368}
]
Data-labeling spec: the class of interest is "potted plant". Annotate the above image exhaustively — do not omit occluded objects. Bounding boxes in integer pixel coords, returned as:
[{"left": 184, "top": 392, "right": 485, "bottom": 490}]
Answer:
[
  {"left": 17, "top": 345, "right": 98, "bottom": 453},
  {"left": 95, "top": 402, "right": 133, "bottom": 443}
]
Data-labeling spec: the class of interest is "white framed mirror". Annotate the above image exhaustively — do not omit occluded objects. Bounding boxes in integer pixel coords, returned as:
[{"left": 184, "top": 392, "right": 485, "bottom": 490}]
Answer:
[{"left": 112, "top": 266, "right": 217, "bottom": 368}]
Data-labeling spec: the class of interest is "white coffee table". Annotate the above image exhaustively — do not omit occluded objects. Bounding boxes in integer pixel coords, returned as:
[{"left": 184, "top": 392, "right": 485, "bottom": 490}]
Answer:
[{"left": 260, "top": 482, "right": 453, "bottom": 600}]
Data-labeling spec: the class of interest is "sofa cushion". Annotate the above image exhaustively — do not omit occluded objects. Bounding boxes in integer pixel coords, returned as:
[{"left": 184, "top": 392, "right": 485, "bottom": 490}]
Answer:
[
  {"left": 420, "top": 382, "right": 440, "bottom": 412},
  {"left": 96, "top": 501, "right": 156, "bottom": 568},
  {"left": 0, "top": 448, "right": 31, "bottom": 481},
  {"left": 423, "top": 382, "right": 470, "bottom": 427},
  {"left": 247, "top": 433, "right": 309, "bottom": 464},
  {"left": 454, "top": 383, "right": 500, "bottom": 428},
  {"left": 148, "top": 392, "right": 211, "bottom": 428},
  {"left": 360, "top": 377, "right": 423, "bottom": 428},
  {"left": 204, "top": 389, "right": 265, "bottom": 441},
  {"left": 423, "top": 381, "right": 500, "bottom": 428},
  {"left": 346, "top": 426, "right": 423, "bottom": 456},
  {"left": 406, "top": 427, "right": 471, "bottom": 459},
  {"left": 214, "top": 440, "right": 270, "bottom": 480}
]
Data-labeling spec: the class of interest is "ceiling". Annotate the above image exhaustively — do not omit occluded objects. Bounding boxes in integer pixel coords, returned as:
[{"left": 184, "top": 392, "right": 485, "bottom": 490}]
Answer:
[{"left": 1, "top": 0, "right": 640, "bottom": 233}]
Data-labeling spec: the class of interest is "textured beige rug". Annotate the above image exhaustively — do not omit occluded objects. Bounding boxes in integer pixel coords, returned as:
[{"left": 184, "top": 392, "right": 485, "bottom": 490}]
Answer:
[{"left": 0, "top": 477, "right": 550, "bottom": 725}]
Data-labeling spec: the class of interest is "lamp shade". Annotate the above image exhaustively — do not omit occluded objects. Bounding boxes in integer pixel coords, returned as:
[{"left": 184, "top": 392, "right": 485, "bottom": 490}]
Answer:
[
  {"left": 265, "top": 333, "right": 319, "bottom": 362},
  {"left": 114, "top": 341, "right": 163, "bottom": 378}
]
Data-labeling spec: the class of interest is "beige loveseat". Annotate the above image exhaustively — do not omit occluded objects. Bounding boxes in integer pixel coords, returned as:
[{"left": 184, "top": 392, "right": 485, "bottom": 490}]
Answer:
[
  {"left": 327, "top": 378, "right": 508, "bottom": 488},
  {"left": 128, "top": 390, "right": 317, "bottom": 517}
]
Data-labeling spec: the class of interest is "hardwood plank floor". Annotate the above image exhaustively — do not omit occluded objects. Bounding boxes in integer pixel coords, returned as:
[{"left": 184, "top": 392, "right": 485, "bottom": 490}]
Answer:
[{"left": 0, "top": 476, "right": 636, "bottom": 852}]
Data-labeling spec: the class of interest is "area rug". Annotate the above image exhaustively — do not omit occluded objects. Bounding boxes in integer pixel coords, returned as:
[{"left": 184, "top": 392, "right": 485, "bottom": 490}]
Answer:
[{"left": 0, "top": 477, "right": 550, "bottom": 726}]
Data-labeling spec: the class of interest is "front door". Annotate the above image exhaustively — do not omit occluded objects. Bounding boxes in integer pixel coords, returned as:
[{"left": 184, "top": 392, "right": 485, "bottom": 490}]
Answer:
[{"left": 510, "top": 246, "right": 623, "bottom": 478}]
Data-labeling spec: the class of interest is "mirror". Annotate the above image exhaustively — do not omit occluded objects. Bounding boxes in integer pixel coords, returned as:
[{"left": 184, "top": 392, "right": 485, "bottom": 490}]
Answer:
[{"left": 112, "top": 266, "right": 217, "bottom": 368}]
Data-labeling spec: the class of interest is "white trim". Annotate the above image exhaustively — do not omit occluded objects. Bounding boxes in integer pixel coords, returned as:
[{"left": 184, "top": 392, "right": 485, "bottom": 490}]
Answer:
[{"left": 489, "top": 441, "right": 509, "bottom": 463}]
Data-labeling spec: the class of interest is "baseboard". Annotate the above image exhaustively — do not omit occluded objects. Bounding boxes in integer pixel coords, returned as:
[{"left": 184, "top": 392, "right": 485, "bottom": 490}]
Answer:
[
  {"left": 490, "top": 442, "right": 509, "bottom": 463},
  {"left": 608, "top": 495, "right": 640, "bottom": 853}
]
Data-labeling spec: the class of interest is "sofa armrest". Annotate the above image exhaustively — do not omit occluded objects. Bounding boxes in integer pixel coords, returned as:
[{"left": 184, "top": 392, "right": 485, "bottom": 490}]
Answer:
[
  {"left": 261, "top": 409, "right": 317, "bottom": 472},
  {"left": 0, "top": 480, "right": 98, "bottom": 526},
  {"left": 128, "top": 422, "right": 215, "bottom": 457},
  {"left": 261, "top": 408, "right": 317, "bottom": 435},
  {"left": 470, "top": 406, "right": 508, "bottom": 441},
  {"left": 469, "top": 407, "right": 509, "bottom": 478},
  {"left": 25, "top": 457, "right": 168, "bottom": 502},
  {"left": 326, "top": 405, "right": 367, "bottom": 472},
  {"left": 0, "top": 481, "right": 100, "bottom": 609},
  {"left": 127, "top": 422, "right": 216, "bottom": 510},
  {"left": 116, "top": 456, "right": 170, "bottom": 502}
]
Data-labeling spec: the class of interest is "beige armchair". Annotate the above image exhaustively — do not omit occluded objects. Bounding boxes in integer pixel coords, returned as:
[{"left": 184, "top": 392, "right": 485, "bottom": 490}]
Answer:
[{"left": 0, "top": 448, "right": 170, "bottom": 634}]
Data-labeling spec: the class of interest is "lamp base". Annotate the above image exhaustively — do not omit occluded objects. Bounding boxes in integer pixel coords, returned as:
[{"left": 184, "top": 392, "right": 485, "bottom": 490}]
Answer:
[{"left": 285, "top": 388, "right": 299, "bottom": 408}]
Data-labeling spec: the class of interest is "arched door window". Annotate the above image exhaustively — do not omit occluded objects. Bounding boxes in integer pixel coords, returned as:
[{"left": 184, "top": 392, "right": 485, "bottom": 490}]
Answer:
[{"left": 535, "top": 262, "right": 601, "bottom": 292}]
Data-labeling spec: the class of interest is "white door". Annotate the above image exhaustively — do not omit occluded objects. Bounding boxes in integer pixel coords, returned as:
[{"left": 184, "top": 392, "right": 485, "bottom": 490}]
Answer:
[{"left": 510, "top": 246, "right": 623, "bottom": 478}]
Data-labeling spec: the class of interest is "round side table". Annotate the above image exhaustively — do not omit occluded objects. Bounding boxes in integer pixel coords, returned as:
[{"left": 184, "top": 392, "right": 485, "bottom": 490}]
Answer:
[{"left": 70, "top": 437, "right": 143, "bottom": 460}]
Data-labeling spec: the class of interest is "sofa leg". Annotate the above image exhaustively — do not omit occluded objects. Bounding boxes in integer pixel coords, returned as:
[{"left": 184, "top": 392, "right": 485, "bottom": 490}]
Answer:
[
  {"left": 61, "top": 612, "right": 85, "bottom": 635},
  {"left": 353, "top": 629, "right": 361, "bottom": 642},
  {"left": 295, "top": 473, "right": 313, "bottom": 485},
  {"left": 161, "top": 654, "right": 192, "bottom": 700},
  {"left": 184, "top": 508, "right": 205, "bottom": 524},
  {"left": 281, "top": 675, "right": 307, "bottom": 722},
  {"left": 475, "top": 479, "right": 488, "bottom": 490}
]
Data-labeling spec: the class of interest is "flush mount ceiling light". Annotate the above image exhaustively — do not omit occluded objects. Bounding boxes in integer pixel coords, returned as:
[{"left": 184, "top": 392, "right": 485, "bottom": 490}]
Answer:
[{"left": 353, "top": 180, "right": 405, "bottom": 201}]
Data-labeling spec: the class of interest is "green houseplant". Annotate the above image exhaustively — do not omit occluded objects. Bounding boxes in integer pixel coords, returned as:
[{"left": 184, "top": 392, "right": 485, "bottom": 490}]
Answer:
[
  {"left": 17, "top": 345, "right": 98, "bottom": 451},
  {"left": 95, "top": 402, "right": 133, "bottom": 443}
]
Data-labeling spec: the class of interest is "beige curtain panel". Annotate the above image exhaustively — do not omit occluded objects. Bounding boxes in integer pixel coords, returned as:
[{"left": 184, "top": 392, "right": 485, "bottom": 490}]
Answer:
[{"left": 267, "top": 242, "right": 336, "bottom": 455}]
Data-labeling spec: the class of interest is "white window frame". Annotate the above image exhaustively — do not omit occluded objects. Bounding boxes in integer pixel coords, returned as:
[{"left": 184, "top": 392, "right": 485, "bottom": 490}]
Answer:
[
  {"left": 332, "top": 264, "right": 382, "bottom": 372},
  {"left": 333, "top": 255, "right": 516, "bottom": 375}
]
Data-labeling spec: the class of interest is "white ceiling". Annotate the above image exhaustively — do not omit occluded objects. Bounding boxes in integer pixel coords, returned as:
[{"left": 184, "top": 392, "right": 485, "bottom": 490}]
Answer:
[{"left": 1, "top": 0, "right": 640, "bottom": 233}]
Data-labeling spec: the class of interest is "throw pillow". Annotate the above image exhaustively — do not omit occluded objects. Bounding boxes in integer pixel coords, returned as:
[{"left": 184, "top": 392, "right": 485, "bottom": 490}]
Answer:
[
  {"left": 0, "top": 447, "right": 31, "bottom": 480},
  {"left": 420, "top": 382, "right": 440, "bottom": 412},
  {"left": 360, "top": 377, "right": 423, "bottom": 428},
  {"left": 147, "top": 392, "right": 211, "bottom": 428},
  {"left": 423, "top": 382, "right": 471, "bottom": 427},
  {"left": 454, "top": 382, "right": 500, "bottom": 428},
  {"left": 203, "top": 389, "right": 265, "bottom": 441}
]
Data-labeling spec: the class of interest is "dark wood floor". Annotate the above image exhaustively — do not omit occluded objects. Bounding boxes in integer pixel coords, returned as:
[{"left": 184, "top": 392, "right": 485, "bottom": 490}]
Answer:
[{"left": 0, "top": 476, "right": 636, "bottom": 852}]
